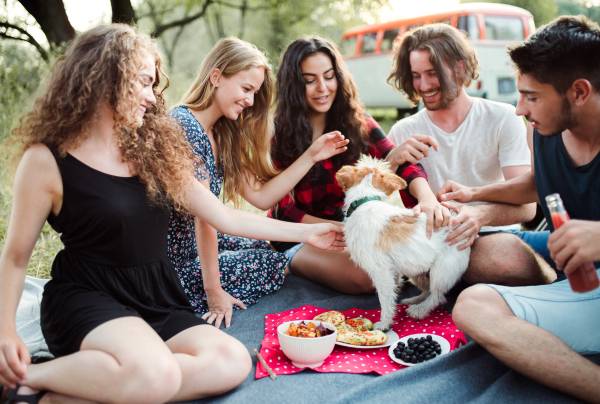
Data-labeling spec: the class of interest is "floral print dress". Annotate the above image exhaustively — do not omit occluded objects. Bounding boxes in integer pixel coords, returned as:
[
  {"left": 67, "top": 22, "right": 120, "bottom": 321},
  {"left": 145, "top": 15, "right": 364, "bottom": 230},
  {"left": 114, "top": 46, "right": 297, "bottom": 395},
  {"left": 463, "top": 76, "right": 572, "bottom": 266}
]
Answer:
[{"left": 167, "top": 105, "right": 287, "bottom": 314}]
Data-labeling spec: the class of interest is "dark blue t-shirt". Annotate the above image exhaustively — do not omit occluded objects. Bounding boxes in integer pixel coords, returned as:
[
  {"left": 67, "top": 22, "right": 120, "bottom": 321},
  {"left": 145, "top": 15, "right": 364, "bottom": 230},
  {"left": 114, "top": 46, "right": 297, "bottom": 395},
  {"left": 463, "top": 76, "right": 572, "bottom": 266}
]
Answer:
[{"left": 533, "top": 129, "right": 600, "bottom": 268}]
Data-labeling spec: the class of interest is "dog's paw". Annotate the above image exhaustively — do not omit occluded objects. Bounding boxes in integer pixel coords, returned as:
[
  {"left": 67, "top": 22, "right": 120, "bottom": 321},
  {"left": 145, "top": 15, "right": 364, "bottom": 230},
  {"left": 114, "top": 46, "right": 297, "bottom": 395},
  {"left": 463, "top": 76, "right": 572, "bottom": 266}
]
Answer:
[
  {"left": 373, "top": 321, "right": 391, "bottom": 332},
  {"left": 406, "top": 305, "right": 432, "bottom": 320}
]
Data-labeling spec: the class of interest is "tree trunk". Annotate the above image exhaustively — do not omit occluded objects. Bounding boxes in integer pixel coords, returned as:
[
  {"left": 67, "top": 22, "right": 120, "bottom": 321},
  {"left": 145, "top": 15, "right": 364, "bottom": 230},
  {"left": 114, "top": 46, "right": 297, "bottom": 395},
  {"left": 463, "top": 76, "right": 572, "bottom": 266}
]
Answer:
[
  {"left": 111, "top": 0, "right": 137, "bottom": 25},
  {"left": 18, "top": 0, "right": 75, "bottom": 47}
]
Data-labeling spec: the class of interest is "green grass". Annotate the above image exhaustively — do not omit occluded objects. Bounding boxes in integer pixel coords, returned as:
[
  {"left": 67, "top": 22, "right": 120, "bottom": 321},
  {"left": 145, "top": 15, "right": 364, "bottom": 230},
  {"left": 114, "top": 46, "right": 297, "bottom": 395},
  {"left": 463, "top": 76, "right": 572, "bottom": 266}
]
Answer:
[{"left": 0, "top": 160, "right": 64, "bottom": 280}]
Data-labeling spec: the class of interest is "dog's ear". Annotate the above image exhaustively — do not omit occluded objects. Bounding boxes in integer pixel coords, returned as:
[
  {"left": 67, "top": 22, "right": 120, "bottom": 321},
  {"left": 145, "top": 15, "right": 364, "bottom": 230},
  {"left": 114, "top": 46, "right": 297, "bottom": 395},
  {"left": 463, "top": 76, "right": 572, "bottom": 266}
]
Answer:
[
  {"left": 372, "top": 171, "right": 408, "bottom": 195},
  {"left": 336, "top": 166, "right": 359, "bottom": 192}
]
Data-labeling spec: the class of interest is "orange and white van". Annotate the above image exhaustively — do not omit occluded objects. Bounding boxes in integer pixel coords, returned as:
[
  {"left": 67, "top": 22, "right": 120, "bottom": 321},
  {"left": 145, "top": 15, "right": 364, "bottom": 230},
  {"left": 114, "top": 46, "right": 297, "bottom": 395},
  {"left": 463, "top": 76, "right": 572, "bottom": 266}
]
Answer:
[{"left": 340, "top": 2, "right": 535, "bottom": 115}]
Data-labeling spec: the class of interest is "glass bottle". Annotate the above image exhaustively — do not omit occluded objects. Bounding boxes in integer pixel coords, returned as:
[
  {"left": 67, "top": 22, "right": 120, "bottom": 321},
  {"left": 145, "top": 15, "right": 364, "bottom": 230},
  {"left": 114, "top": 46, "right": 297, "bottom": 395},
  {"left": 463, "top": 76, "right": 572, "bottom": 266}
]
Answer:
[{"left": 545, "top": 193, "right": 599, "bottom": 293}]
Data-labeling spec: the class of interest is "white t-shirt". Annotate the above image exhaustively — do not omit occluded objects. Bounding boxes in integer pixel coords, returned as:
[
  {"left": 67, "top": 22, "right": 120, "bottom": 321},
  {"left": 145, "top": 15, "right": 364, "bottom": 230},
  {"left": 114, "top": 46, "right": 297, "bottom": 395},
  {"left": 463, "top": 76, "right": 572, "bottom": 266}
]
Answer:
[{"left": 388, "top": 98, "right": 530, "bottom": 232}]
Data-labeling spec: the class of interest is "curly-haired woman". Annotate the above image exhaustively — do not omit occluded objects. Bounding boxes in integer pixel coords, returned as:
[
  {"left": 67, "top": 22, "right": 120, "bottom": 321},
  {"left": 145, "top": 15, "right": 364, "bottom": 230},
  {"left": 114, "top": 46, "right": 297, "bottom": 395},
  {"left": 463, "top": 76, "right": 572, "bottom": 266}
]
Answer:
[
  {"left": 170, "top": 37, "right": 349, "bottom": 328},
  {"left": 269, "top": 36, "right": 451, "bottom": 294},
  {"left": 0, "top": 25, "right": 343, "bottom": 403}
]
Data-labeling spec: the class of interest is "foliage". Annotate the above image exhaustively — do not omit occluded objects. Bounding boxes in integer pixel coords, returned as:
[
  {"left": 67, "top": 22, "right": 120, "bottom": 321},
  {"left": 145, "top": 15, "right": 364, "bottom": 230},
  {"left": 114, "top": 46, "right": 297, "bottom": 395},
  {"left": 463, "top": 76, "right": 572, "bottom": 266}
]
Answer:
[
  {"left": 0, "top": 41, "right": 60, "bottom": 279},
  {"left": 0, "top": 41, "right": 48, "bottom": 142},
  {"left": 556, "top": 0, "right": 600, "bottom": 23}
]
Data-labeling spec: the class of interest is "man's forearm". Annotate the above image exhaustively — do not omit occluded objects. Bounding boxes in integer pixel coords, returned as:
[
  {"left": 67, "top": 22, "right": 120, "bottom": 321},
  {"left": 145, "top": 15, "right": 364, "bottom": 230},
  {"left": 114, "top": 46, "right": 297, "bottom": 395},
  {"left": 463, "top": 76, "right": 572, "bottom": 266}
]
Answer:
[
  {"left": 476, "top": 202, "right": 537, "bottom": 227},
  {"left": 472, "top": 170, "right": 539, "bottom": 205}
]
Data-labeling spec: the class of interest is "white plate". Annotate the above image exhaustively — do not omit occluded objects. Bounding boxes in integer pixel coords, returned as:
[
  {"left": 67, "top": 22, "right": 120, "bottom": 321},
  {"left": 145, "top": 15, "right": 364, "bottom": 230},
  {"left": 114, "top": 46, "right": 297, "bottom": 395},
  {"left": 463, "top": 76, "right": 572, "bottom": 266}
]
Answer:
[
  {"left": 335, "top": 329, "right": 399, "bottom": 349},
  {"left": 388, "top": 333, "right": 450, "bottom": 366}
]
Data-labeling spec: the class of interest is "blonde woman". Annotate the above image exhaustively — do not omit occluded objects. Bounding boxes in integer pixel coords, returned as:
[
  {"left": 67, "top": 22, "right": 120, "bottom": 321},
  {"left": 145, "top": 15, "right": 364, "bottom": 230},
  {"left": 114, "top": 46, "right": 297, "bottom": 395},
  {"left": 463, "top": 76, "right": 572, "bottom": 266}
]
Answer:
[
  {"left": 0, "top": 25, "right": 343, "bottom": 403},
  {"left": 169, "top": 37, "right": 348, "bottom": 328}
]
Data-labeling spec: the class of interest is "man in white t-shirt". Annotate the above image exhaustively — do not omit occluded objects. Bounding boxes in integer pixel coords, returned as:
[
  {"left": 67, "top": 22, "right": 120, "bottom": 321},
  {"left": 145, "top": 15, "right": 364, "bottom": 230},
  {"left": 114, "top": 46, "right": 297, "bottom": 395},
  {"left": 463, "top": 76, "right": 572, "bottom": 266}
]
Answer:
[{"left": 385, "top": 23, "right": 556, "bottom": 286}]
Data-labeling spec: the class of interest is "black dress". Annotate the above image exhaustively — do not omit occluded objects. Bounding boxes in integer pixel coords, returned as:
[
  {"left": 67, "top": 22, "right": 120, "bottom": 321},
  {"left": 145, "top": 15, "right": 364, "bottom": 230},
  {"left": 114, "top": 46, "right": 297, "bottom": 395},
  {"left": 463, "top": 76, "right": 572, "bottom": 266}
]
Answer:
[{"left": 40, "top": 154, "right": 206, "bottom": 357}]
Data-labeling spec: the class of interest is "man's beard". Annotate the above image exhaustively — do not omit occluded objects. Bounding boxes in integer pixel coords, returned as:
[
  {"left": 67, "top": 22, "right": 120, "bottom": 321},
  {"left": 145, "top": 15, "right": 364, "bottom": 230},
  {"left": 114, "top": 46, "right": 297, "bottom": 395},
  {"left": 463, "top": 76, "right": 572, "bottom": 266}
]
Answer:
[
  {"left": 420, "top": 80, "right": 461, "bottom": 112},
  {"left": 530, "top": 96, "right": 578, "bottom": 136}
]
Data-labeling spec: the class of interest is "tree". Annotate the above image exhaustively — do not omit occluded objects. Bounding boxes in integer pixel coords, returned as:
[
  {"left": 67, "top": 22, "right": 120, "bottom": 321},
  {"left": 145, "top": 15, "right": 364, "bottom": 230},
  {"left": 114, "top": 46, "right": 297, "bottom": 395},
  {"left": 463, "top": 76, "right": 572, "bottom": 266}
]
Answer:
[{"left": 556, "top": 0, "right": 600, "bottom": 24}]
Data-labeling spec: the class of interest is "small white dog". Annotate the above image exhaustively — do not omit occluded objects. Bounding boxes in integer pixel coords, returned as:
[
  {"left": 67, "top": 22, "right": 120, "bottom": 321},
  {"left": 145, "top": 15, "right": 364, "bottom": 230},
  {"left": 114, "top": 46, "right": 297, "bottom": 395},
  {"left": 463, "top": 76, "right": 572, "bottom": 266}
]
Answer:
[{"left": 336, "top": 156, "right": 470, "bottom": 331}]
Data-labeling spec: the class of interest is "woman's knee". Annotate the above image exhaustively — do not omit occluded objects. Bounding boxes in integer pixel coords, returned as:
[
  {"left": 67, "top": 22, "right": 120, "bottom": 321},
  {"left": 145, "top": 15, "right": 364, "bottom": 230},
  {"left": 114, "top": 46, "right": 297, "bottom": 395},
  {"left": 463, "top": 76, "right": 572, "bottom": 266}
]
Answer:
[
  {"left": 117, "top": 353, "right": 182, "bottom": 404},
  {"left": 200, "top": 337, "right": 251, "bottom": 392},
  {"left": 215, "top": 338, "right": 251, "bottom": 380}
]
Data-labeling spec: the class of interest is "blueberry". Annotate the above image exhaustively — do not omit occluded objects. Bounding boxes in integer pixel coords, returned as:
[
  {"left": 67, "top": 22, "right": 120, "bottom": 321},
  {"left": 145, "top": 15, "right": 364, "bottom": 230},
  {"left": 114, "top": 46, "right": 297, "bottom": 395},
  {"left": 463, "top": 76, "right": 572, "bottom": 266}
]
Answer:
[
  {"left": 418, "top": 356, "right": 424, "bottom": 362},
  {"left": 410, "top": 356, "right": 418, "bottom": 363},
  {"left": 431, "top": 353, "right": 436, "bottom": 358},
  {"left": 399, "top": 342, "right": 405, "bottom": 349},
  {"left": 435, "top": 347, "right": 442, "bottom": 354},
  {"left": 408, "top": 338, "right": 414, "bottom": 344},
  {"left": 406, "top": 349, "right": 414, "bottom": 356},
  {"left": 426, "top": 335, "right": 432, "bottom": 342},
  {"left": 418, "top": 345, "right": 425, "bottom": 352},
  {"left": 423, "top": 341, "right": 431, "bottom": 348},
  {"left": 424, "top": 354, "right": 431, "bottom": 360}
]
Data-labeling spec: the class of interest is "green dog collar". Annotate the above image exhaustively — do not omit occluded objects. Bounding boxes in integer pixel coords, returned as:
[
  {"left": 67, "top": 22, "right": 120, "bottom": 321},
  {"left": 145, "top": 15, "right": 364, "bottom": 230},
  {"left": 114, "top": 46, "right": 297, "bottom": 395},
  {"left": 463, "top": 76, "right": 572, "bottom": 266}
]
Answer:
[{"left": 346, "top": 195, "right": 382, "bottom": 218}]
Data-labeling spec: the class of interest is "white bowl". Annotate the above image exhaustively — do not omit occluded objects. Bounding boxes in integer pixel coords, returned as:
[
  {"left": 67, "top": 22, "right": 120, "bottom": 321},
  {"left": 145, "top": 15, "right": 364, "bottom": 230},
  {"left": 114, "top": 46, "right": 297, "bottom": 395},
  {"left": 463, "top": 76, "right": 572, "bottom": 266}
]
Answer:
[{"left": 277, "top": 320, "right": 338, "bottom": 368}]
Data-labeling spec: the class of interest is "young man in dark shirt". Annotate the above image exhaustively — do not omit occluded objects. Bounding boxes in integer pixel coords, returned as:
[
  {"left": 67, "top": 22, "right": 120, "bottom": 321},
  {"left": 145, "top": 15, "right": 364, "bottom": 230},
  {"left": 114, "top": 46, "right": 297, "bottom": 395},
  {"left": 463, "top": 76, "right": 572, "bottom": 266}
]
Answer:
[{"left": 442, "top": 16, "right": 600, "bottom": 402}]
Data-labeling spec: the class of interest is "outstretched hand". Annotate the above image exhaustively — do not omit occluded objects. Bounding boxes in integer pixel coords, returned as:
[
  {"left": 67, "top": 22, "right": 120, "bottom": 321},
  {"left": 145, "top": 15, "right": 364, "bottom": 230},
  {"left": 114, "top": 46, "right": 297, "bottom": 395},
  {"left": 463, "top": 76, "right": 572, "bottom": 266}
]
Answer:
[
  {"left": 308, "top": 131, "right": 349, "bottom": 163},
  {"left": 201, "top": 288, "right": 246, "bottom": 329},
  {"left": 441, "top": 201, "right": 482, "bottom": 250},
  {"left": 413, "top": 197, "right": 451, "bottom": 239},
  {"left": 0, "top": 328, "right": 30, "bottom": 389},
  {"left": 436, "top": 180, "right": 474, "bottom": 203},
  {"left": 304, "top": 223, "right": 346, "bottom": 251},
  {"left": 386, "top": 134, "right": 438, "bottom": 167}
]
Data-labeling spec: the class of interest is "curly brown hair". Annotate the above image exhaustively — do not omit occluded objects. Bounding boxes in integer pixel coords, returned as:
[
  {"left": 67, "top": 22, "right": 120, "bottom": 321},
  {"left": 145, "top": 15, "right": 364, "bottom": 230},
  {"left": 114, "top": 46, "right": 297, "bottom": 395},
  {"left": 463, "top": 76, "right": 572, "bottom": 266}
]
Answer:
[
  {"left": 272, "top": 36, "right": 370, "bottom": 172},
  {"left": 10, "top": 24, "right": 195, "bottom": 211},
  {"left": 387, "top": 23, "right": 479, "bottom": 106}
]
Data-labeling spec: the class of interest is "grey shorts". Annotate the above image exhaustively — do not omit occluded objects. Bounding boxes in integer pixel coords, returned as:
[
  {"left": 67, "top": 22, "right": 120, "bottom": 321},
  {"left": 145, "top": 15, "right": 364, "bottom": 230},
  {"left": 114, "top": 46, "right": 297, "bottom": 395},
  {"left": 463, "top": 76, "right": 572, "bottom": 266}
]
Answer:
[{"left": 484, "top": 270, "right": 600, "bottom": 355}]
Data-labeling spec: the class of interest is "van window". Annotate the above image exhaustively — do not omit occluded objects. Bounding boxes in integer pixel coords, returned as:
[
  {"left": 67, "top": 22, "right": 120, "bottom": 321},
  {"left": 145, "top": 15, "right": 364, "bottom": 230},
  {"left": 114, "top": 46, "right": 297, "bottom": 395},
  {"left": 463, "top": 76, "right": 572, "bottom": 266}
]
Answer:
[
  {"left": 467, "top": 15, "right": 480, "bottom": 39},
  {"left": 484, "top": 16, "right": 524, "bottom": 40},
  {"left": 341, "top": 36, "right": 357, "bottom": 56},
  {"left": 361, "top": 32, "right": 377, "bottom": 54},
  {"left": 381, "top": 28, "right": 399, "bottom": 52},
  {"left": 457, "top": 15, "right": 467, "bottom": 32}
]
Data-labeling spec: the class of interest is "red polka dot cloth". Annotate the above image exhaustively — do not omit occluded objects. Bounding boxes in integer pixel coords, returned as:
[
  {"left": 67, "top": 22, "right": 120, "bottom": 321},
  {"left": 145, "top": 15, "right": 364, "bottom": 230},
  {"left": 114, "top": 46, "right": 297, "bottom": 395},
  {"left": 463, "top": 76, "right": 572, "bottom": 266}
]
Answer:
[{"left": 255, "top": 305, "right": 466, "bottom": 379}]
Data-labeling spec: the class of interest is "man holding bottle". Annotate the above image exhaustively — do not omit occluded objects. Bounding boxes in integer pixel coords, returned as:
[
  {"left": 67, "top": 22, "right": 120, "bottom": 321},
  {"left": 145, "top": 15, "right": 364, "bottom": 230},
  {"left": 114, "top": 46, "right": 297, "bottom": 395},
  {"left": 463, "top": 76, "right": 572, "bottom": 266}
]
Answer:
[{"left": 444, "top": 16, "right": 600, "bottom": 402}]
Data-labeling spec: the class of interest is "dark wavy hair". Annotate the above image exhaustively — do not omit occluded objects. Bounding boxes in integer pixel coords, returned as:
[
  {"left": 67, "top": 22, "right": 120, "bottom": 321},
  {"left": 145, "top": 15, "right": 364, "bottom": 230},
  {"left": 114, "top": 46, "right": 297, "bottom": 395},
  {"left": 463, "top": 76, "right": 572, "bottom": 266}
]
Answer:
[
  {"left": 387, "top": 23, "right": 479, "bottom": 106},
  {"left": 272, "top": 36, "right": 370, "bottom": 171},
  {"left": 509, "top": 15, "right": 600, "bottom": 95}
]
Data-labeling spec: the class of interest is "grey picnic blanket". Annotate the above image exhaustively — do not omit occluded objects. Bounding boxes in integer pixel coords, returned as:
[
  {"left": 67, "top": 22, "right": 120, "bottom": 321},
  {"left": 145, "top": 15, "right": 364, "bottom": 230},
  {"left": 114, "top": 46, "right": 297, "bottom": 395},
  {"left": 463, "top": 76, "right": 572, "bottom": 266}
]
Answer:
[
  {"left": 17, "top": 275, "right": 597, "bottom": 403},
  {"left": 16, "top": 276, "right": 52, "bottom": 361},
  {"left": 182, "top": 275, "right": 598, "bottom": 404}
]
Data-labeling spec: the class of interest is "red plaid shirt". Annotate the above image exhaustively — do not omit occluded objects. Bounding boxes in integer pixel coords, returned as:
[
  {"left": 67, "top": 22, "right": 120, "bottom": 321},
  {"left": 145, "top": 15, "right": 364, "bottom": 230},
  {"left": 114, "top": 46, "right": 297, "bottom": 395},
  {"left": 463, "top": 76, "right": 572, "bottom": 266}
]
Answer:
[{"left": 268, "top": 116, "right": 427, "bottom": 250}]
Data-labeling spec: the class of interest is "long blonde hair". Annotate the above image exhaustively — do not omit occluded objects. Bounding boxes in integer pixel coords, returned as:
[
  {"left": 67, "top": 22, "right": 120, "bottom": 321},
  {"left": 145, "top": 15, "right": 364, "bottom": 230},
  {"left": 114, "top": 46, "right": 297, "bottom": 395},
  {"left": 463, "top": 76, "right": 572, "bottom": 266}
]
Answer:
[
  {"left": 180, "top": 37, "right": 278, "bottom": 208},
  {"left": 10, "top": 24, "right": 195, "bottom": 212}
]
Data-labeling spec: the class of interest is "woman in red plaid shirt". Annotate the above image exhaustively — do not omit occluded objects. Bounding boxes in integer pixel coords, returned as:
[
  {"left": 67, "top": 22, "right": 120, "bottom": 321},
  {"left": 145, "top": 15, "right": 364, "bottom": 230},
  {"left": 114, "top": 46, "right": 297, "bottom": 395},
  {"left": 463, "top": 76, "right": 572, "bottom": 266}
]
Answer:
[{"left": 269, "top": 37, "right": 451, "bottom": 294}]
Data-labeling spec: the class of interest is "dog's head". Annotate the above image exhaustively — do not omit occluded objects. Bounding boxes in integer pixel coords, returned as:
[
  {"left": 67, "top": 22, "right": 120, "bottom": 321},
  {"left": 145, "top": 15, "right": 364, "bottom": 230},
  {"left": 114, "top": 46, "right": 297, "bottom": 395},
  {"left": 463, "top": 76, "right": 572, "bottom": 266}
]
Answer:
[{"left": 336, "top": 155, "right": 407, "bottom": 196}]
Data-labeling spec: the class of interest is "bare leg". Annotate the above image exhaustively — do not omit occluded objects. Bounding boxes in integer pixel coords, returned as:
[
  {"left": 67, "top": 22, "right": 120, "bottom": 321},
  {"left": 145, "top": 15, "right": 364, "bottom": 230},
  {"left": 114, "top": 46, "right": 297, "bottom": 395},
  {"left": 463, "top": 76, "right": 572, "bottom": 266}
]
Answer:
[
  {"left": 464, "top": 233, "right": 556, "bottom": 286},
  {"left": 290, "top": 245, "right": 375, "bottom": 294},
  {"left": 453, "top": 285, "right": 600, "bottom": 403},
  {"left": 21, "top": 317, "right": 183, "bottom": 404},
  {"left": 165, "top": 324, "right": 251, "bottom": 401}
]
